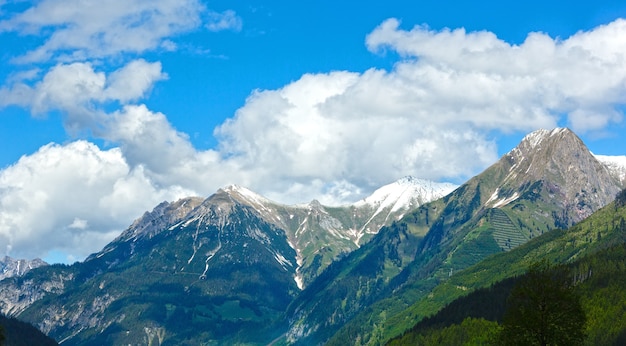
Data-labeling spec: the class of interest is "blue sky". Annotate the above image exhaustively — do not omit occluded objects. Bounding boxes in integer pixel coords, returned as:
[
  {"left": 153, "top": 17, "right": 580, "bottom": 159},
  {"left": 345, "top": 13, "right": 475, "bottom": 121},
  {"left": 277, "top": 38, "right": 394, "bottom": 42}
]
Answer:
[{"left": 1, "top": 0, "right": 626, "bottom": 263}]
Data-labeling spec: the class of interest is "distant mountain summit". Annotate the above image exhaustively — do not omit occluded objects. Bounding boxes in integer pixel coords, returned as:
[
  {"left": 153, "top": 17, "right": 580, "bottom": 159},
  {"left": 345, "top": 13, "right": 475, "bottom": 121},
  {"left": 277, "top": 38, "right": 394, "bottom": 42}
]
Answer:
[
  {"left": 0, "top": 256, "right": 47, "bottom": 281},
  {"left": 354, "top": 176, "right": 458, "bottom": 226}
]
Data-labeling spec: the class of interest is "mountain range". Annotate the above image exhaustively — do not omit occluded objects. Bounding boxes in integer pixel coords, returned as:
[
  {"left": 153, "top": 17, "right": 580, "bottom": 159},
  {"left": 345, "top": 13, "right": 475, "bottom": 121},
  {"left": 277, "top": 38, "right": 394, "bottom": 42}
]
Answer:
[
  {"left": 0, "top": 175, "right": 454, "bottom": 344},
  {"left": 0, "top": 127, "right": 625, "bottom": 345}
]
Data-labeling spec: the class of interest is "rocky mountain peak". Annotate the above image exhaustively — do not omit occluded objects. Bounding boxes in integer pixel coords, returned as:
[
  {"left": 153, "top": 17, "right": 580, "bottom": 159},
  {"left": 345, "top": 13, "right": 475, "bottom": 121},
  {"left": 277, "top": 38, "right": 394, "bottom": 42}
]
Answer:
[
  {"left": 490, "top": 127, "right": 621, "bottom": 224},
  {"left": 107, "top": 196, "right": 204, "bottom": 244},
  {"left": 0, "top": 256, "right": 48, "bottom": 280},
  {"left": 509, "top": 128, "right": 585, "bottom": 168}
]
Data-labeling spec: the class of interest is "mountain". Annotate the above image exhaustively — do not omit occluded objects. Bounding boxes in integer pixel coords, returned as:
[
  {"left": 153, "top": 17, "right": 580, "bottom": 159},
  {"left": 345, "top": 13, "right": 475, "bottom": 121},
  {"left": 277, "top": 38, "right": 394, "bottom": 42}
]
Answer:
[
  {"left": 9, "top": 191, "right": 300, "bottom": 345},
  {"left": 0, "top": 256, "right": 47, "bottom": 281},
  {"left": 286, "top": 128, "right": 624, "bottom": 345},
  {"left": 0, "top": 176, "right": 452, "bottom": 345},
  {"left": 200, "top": 179, "right": 456, "bottom": 288}
]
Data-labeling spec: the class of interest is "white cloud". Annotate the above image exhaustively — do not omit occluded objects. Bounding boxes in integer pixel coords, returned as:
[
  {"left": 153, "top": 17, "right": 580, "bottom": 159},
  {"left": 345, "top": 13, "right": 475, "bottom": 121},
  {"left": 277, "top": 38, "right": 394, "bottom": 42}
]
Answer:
[
  {"left": 0, "top": 59, "right": 166, "bottom": 132},
  {"left": 365, "top": 18, "right": 626, "bottom": 133},
  {"left": 68, "top": 218, "right": 89, "bottom": 230},
  {"left": 104, "top": 60, "right": 168, "bottom": 103},
  {"left": 0, "top": 0, "right": 206, "bottom": 62},
  {"left": 214, "top": 18, "right": 626, "bottom": 199},
  {"left": 206, "top": 10, "right": 243, "bottom": 32},
  {"left": 216, "top": 70, "right": 499, "bottom": 192},
  {"left": 0, "top": 141, "right": 193, "bottom": 260},
  {"left": 105, "top": 104, "right": 196, "bottom": 173}
]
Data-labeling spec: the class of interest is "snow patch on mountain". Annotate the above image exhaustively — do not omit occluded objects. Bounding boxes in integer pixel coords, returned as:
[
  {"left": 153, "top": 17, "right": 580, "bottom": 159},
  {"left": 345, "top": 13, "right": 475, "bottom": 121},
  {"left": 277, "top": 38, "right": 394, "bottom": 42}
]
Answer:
[
  {"left": 519, "top": 127, "right": 569, "bottom": 152},
  {"left": 223, "top": 184, "right": 272, "bottom": 207}
]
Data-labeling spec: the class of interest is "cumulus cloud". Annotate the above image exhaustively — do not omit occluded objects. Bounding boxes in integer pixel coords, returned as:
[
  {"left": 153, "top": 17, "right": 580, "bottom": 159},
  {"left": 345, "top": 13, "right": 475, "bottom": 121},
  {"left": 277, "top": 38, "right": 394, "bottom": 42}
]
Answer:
[
  {"left": 216, "top": 71, "right": 499, "bottom": 190},
  {"left": 216, "top": 18, "right": 626, "bottom": 198},
  {"left": 0, "top": 59, "right": 167, "bottom": 132},
  {"left": 0, "top": 141, "right": 193, "bottom": 261},
  {"left": 365, "top": 18, "right": 626, "bottom": 133}
]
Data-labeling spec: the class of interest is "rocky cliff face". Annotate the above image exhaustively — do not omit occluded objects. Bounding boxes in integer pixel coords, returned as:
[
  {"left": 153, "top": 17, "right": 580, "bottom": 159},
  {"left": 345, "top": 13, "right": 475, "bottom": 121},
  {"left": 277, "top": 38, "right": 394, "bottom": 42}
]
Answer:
[
  {"left": 0, "top": 267, "right": 73, "bottom": 316},
  {"left": 495, "top": 128, "right": 622, "bottom": 224}
]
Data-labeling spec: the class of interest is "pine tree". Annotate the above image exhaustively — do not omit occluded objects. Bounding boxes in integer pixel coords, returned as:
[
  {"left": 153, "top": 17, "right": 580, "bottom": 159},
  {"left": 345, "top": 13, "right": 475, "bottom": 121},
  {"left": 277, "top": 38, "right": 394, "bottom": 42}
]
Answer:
[{"left": 498, "top": 260, "right": 586, "bottom": 346}]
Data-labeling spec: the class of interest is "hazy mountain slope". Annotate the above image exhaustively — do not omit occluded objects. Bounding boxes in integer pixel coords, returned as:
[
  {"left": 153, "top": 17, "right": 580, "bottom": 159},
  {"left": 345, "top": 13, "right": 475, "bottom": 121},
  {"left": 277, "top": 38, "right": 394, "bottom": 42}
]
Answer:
[
  {"left": 595, "top": 154, "right": 626, "bottom": 187},
  {"left": 287, "top": 128, "right": 623, "bottom": 345}
]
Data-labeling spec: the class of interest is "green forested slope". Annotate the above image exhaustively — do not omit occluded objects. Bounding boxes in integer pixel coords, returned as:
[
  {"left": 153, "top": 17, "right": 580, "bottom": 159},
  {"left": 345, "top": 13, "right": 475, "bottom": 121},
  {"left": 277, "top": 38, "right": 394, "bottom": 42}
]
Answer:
[{"left": 386, "top": 189, "right": 626, "bottom": 345}]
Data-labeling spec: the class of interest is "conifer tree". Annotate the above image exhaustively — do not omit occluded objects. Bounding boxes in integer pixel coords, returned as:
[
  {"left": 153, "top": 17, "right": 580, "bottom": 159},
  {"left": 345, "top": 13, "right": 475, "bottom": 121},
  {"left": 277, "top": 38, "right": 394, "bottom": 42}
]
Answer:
[{"left": 499, "top": 260, "right": 586, "bottom": 346}]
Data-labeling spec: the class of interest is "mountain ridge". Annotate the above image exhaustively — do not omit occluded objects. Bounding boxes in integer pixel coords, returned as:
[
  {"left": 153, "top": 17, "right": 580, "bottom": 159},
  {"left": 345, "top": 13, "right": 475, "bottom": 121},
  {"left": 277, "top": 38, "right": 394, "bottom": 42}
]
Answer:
[{"left": 0, "top": 176, "right": 454, "bottom": 345}]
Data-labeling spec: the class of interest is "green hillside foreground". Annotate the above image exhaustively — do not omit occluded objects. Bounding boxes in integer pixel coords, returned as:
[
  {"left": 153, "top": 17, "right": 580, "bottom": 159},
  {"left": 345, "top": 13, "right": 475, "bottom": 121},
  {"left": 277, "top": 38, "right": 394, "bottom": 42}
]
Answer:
[
  {"left": 388, "top": 242, "right": 626, "bottom": 345},
  {"left": 384, "top": 189, "right": 626, "bottom": 345}
]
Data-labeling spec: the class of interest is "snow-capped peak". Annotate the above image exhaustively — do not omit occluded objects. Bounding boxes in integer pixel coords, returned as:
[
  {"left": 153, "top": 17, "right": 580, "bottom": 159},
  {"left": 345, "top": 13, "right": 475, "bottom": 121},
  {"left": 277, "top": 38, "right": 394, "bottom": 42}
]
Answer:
[
  {"left": 354, "top": 176, "right": 457, "bottom": 212},
  {"left": 222, "top": 184, "right": 273, "bottom": 205}
]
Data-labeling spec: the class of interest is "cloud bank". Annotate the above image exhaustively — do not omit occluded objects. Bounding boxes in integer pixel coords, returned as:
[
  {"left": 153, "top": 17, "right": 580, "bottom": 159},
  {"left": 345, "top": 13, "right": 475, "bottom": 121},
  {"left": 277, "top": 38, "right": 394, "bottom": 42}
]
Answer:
[{"left": 2, "top": 10, "right": 626, "bottom": 261}]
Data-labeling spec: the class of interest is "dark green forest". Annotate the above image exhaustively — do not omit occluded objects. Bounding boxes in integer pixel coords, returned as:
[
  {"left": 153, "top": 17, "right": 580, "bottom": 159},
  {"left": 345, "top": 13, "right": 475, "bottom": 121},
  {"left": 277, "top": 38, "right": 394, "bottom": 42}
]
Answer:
[
  {"left": 0, "top": 314, "right": 57, "bottom": 346},
  {"left": 389, "top": 242, "right": 626, "bottom": 345}
]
